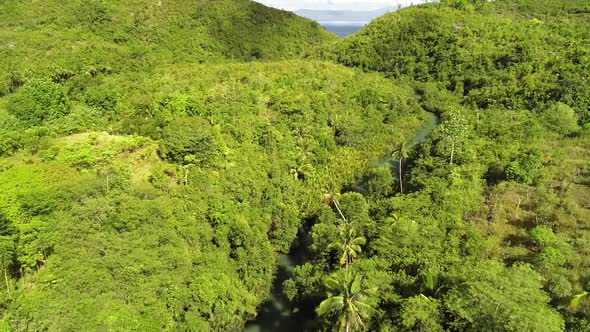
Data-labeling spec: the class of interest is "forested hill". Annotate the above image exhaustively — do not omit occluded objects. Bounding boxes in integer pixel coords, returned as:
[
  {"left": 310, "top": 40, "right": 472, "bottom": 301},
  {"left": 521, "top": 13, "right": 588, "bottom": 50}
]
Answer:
[
  {"left": 0, "top": 0, "right": 336, "bottom": 94},
  {"left": 334, "top": 0, "right": 590, "bottom": 122},
  {"left": 1, "top": 0, "right": 590, "bottom": 331},
  {"left": 0, "top": 0, "right": 426, "bottom": 327},
  {"left": 277, "top": 0, "right": 590, "bottom": 331}
]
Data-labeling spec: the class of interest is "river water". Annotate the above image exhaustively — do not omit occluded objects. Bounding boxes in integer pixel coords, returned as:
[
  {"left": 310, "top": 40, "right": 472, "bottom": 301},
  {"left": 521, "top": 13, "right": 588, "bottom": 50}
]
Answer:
[
  {"left": 244, "top": 112, "right": 440, "bottom": 331},
  {"left": 243, "top": 253, "right": 302, "bottom": 332}
]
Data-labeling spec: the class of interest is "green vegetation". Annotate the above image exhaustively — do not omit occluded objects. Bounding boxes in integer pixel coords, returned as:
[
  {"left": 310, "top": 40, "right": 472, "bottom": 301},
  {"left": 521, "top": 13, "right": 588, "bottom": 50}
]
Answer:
[
  {"left": 0, "top": 48, "right": 424, "bottom": 331},
  {"left": 1, "top": 0, "right": 589, "bottom": 331},
  {"left": 0, "top": 0, "right": 335, "bottom": 95}
]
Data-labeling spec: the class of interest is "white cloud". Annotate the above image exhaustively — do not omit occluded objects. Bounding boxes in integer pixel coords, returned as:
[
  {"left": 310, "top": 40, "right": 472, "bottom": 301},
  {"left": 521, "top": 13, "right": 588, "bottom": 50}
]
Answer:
[{"left": 255, "top": 0, "right": 427, "bottom": 11}]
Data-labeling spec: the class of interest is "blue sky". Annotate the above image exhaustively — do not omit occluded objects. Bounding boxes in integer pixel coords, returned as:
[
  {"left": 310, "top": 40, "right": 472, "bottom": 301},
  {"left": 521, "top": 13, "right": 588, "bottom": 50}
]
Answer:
[{"left": 255, "top": 0, "right": 427, "bottom": 11}]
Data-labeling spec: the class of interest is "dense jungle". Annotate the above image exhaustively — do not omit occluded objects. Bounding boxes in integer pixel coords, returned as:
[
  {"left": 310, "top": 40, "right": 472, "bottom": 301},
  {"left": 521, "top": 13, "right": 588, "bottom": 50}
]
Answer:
[{"left": 0, "top": 0, "right": 589, "bottom": 331}]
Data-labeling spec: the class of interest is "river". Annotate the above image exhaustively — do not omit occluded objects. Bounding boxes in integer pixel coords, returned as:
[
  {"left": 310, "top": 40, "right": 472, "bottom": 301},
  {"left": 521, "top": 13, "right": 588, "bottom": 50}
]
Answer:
[
  {"left": 243, "top": 253, "right": 303, "bottom": 332},
  {"left": 244, "top": 111, "right": 440, "bottom": 331}
]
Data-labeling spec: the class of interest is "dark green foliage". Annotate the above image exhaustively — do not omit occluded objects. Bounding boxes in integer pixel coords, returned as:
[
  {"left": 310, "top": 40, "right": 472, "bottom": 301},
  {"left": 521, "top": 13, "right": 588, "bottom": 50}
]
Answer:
[
  {"left": 7, "top": 79, "right": 70, "bottom": 126},
  {"left": 365, "top": 166, "right": 394, "bottom": 198},
  {"left": 505, "top": 150, "right": 544, "bottom": 185},
  {"left": 159, "top": 116, "right": 220, "bottom": 166}
]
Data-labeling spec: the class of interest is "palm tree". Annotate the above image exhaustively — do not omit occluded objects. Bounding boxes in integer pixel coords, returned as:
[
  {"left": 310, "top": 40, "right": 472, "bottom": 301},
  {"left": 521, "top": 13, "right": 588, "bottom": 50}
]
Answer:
[
  {"left": 328, "top": 226, "right": 366, "bottom": 269},
  {"left": 322, "top": 191, "right": 347, "bottom": 222},
  {"left": 317, "top": 270, "right": 377, "bottom": 332},
  {"left": 392, "top": 142, "right": 409, "bottom": 194},
  {"left": 0, "top": 236, "right": 14, "bottom": 298},
  {"left": 420, "top": 267, "right": 445, "bottom": 298}
]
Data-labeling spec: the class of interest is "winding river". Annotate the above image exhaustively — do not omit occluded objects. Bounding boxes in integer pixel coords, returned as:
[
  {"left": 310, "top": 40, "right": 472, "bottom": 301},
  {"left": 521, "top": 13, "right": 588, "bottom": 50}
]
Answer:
[{"left": 244, "top": 111, "right": 440, "bottom": 332}]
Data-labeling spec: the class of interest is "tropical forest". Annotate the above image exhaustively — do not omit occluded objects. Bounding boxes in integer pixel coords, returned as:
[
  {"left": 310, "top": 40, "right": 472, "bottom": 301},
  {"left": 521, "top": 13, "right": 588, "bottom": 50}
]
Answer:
[{"left": 0, "top": 0, "right": 589, "bottom": 331}]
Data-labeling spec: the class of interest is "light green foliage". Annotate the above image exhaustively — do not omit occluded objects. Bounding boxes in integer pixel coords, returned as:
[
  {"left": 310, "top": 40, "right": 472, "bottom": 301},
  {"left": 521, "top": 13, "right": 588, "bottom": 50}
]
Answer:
[
  {"left": 541, "top": 103, "right": 580, "bottom": 136},
  {"left": 505, "top": 150, "right": 544, "bottom": 185},
  {"left": 530, "top": 225, "right": 557, "bottom": 247},
  {"left": 0, "top": 56, "right": 423, "bottom": 329},
  {"left": 0, "top": 0, "right": 589, "bottom": 330},
  {"left": 436, "top": 109, "right": 470, "bottom": 165},
  {"left": 445, "top": 262, "right": 564, "bottom": 332},
  {"left": 400, "top": 295, "right": 443, "bottom": 332}
]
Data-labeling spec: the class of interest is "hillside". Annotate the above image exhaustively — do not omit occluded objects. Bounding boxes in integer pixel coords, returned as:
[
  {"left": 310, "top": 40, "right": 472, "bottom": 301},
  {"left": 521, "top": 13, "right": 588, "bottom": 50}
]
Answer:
[
  {"left": 334, "top": 0, "right": 590, "bottom": 121},
  {"left": 295, "top": 7, "right": 396, "bottom": 22},
  {"left": 1, "top": 0, "right": 590, "bottom": 331},
  {"left": 0, "top": 59, "right": 426, "bottom": 330},
  {"left": 0, "top": 0, "right": 336, "bottom": 95},
  {"left": 274, "top": 0, "right": 590, "bottom": 331}
]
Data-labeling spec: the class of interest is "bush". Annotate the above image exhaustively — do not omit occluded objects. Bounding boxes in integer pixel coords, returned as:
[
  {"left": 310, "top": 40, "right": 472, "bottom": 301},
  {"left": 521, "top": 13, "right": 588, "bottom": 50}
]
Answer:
[
  {"left": 541, "top": 103, "right": 580, "bottom": 136},
  {"left": 506, "top": 151, "right": 543, "bottom": 185}
]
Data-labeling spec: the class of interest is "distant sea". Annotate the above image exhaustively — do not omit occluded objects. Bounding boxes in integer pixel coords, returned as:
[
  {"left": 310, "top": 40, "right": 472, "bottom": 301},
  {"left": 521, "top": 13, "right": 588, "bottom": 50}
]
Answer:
[{"left": 318, "top": 21, "right": 369, "bottom": 38}]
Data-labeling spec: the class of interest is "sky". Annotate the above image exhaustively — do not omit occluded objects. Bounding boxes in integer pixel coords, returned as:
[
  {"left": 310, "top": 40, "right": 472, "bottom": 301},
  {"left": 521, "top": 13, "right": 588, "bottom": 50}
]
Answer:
[{"left": 254, "top": 0, "right": 427, "bottom": 11}]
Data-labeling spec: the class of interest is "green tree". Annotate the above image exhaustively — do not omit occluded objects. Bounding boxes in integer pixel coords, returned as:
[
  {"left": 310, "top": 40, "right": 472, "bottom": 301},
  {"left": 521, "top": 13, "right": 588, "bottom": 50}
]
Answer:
[
  {"left": 541, "top": 103, "right": 579, "bottom": 136},
  {"left": 365, "top": 166, "right": 394, "bottom": 198},
  {"left": 323, "top": 192, "right": 348, "bottom": 222},
  {"left": 317, "top": 270, "right": 377, "bottom": 332},
  {"left": 392, "top": 142, "right": 409, "bottom": 193},
  {"left": 437, "top": 109, "right": 469, "bottom": 165},
  {"left": 505, "top": 150, "right": 543, "bottom": 185},
  {"left": 445, "top": 262, "right": 565, "bottom": 332},
  {"left": 328, "top": 225, "right": 366, "bottom": 269},
  {"left": 7, "top": 78, "right": 70, "bottom": 126},
  {"left": 159, "top": 116, "right": 220, "bottom": 166}
]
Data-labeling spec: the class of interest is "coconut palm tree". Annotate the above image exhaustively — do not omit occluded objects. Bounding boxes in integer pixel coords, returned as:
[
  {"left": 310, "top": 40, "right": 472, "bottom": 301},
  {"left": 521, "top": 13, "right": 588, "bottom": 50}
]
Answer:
[
  {"left": 328, "top": 226, "right": 366, "bottom": 269},
  {"left": 392, "top": 142, "right": 409, "bottom": 193},
  {"left": 317, "top": 270, "right": 377, "bottom": 332},
  {"left": 322, "top": 191, "right": 347, "bottom": 222}
]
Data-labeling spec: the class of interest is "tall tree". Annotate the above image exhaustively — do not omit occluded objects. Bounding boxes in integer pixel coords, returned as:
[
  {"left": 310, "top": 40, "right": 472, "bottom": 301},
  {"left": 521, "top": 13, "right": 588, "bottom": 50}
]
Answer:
[
  {"left": 328, "top": 226, "right": 366, "bottom": 269},
  {"left": 317, "top": 270, "right": 377, "bottom": 332},
  {"left": 323, "top": 191, "right": 347, "bottom": 222},
  {"left": 0, "top": 236, "right": 15, "bottom": 298},
  {"left": 438, "top": 109, "right": 469, "bottom": 165},
  {"left": 392, "top": 142, "right": 409, "bottom": 193}
]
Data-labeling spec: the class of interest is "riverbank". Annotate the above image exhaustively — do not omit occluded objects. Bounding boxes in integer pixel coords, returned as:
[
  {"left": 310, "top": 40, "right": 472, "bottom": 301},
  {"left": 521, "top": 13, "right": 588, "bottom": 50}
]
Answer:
[{"left": 244, "top": 111, "right": 440, "bottom": 331}]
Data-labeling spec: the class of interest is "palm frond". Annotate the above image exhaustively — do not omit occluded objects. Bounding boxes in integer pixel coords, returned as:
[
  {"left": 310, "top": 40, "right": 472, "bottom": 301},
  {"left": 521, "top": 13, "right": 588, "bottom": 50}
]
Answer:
[
  {"left": 325, "top": 276, "right": 342, "bottom": 292},
  {"left": 351, "top": 236, "right": 366, "bottom": 246},
  {"left": 317, "top": 296, "right": 345, "bottom": 316},
  {"left": 350, "top": 275, "right": 363, "bottom": 294},
  {"left": 570, "top": 291, "right": 589, "bottom": 309}
]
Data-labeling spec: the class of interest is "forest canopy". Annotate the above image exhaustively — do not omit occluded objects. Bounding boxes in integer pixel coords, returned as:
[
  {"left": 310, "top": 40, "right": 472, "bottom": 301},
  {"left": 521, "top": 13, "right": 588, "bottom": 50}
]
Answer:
[{"left": 0, "top": 0, "right": 589, "bottom": 331}]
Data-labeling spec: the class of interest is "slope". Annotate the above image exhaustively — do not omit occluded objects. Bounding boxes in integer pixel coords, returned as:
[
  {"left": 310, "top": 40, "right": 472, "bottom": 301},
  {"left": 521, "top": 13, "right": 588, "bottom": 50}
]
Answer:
[
  {"left": 0, "top": 60, "right": 427, "bottom": 331},
  {"left": 275, "top": 0, "right": 590, "bottom": 331},
  {"left": 0, "top": 0, "right": 336, "bottom": 95}
]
